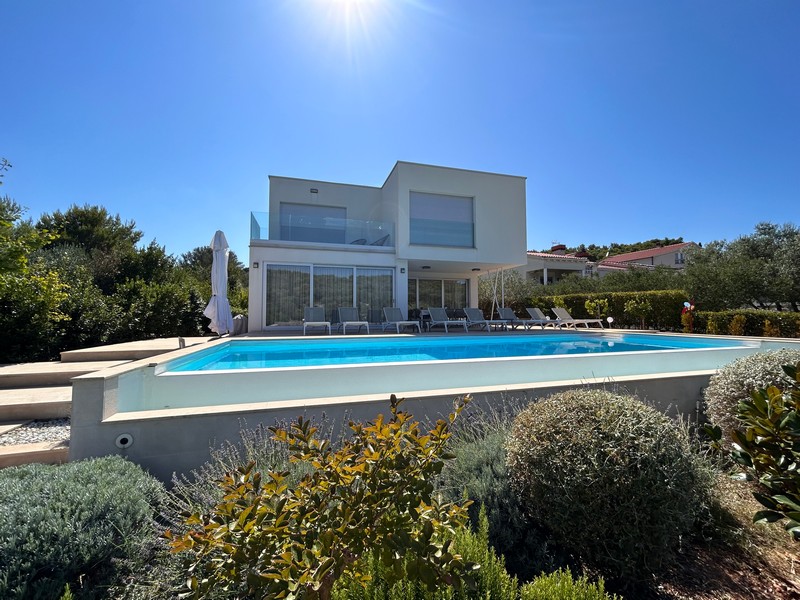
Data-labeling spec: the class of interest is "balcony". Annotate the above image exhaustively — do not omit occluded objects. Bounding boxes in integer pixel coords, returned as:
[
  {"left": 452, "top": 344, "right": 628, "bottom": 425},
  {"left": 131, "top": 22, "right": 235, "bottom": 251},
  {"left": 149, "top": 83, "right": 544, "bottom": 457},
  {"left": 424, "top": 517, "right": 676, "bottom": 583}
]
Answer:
[{"left": 250, "top": 212, "right": 394, "bottom": 247}]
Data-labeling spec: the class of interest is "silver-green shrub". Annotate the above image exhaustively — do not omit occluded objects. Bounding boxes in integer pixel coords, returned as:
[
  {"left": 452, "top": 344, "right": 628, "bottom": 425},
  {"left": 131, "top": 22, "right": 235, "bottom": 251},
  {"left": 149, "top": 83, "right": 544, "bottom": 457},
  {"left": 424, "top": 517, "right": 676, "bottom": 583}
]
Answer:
[
  {"left": 506, "top": 389, "right": 713, "bottom": 581},
  {"left": 703, "top": 349, "right": 800, "bottom": 446},
  {"left": 437, "top": 400, "right": 564, "bottom": 581},
  {"left": 0, "top": 455, "right": 165, "bottom": 600}
]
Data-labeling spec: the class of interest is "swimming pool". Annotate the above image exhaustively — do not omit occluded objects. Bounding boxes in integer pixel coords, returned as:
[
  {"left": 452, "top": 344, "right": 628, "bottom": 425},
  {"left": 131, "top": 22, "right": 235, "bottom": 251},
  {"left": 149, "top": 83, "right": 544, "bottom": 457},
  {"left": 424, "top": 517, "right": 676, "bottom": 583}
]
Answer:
[
  {"left": 71, "top": 332, "right": 800, "bottom": 483},
  {"left": 163, "top": 333, "right": 751, "bottom": 372},
  {"left": 109, "top": 331, "right": 761, "bottom": 413}
]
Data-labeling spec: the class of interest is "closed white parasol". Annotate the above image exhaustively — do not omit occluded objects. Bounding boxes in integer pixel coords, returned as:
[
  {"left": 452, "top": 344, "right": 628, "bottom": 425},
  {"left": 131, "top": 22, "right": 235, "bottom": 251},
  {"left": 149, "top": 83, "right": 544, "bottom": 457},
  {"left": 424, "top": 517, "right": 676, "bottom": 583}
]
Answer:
[{"left": 203, "top": 230, "right": 235, "bottom": 335}]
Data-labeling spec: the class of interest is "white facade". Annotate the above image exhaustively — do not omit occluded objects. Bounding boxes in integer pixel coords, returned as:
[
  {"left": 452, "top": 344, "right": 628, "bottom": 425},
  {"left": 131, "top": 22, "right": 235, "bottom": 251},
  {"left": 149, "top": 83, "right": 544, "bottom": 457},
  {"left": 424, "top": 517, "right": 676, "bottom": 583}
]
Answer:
[{"left": 248, "top": 161, "right": 527, "bottom": 332}]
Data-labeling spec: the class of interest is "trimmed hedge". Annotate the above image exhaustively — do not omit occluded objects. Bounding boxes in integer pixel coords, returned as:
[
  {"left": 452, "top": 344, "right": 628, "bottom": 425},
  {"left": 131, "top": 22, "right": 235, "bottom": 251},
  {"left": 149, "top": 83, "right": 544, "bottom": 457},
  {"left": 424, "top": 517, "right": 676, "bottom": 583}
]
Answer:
[
  {"left": 0, "top": 456, "right": 165, "bottom": 600},
  {"left": 506, "top": 389, "right": 713, "bottom": 580},
  {"left": 521, "top": 290, "right": 689, "bottom": 330},
  {"left": 694, "top": 309, "right": 800, "bottom": 338}
]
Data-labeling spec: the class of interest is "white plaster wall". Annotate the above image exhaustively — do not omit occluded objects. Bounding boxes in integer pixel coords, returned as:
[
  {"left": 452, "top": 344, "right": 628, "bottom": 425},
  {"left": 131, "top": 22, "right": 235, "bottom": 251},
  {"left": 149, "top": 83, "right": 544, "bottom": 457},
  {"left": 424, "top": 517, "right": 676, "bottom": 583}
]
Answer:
[
  {"left": 390, "top": 162, "right": 527, "bottom": 267},
  {"left": 268, "top": 176, "right": 389, "bottom": 238}
]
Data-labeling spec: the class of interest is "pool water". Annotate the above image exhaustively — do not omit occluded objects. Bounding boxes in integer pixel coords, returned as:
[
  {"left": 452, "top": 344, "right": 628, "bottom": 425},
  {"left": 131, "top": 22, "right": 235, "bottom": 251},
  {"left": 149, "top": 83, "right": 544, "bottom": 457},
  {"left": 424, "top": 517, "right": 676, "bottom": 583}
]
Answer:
[{"left": 164, "top": 333, "right": 751, "bottom": 372}]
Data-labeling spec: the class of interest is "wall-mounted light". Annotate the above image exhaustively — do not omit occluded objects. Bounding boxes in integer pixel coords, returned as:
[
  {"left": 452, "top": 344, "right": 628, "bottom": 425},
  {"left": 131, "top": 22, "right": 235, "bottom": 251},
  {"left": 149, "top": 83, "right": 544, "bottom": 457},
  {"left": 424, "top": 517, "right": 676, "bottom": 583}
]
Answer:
[
  {"left": 252, "top": 263, "right": 259, "bottom": 269},
  {"left": 400, "top": 267, "right": 406, "bottom": 273},
  {"left": 471, "top": 268, "right": 481, "bottom": 272},
  {"left": 310, "top": 188, "right": 318, "bottom": 194},
  {"left": 421, "top": 265, "right": 431, "bottom": 270}
]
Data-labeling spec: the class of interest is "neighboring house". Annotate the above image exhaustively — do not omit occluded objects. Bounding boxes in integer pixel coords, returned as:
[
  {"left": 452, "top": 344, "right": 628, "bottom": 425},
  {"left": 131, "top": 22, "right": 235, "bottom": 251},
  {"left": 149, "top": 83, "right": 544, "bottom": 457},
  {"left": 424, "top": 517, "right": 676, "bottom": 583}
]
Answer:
[
  {"left": 248, "top": 161, "right": 527, "bottom": 331},
  {"left": 597, "top": 242, "right": 696, "bottom": 272},
  {"left": 516, "top": 245, "right": 589, "bottom": 285}
]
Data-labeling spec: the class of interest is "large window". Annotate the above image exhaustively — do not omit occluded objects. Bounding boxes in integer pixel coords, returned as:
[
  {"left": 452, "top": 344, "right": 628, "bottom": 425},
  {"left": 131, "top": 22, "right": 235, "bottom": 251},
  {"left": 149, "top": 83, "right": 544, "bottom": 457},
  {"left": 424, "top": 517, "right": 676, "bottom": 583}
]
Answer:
[
  {"left": 265, "top": 264, "right": 311, "bottom": 325},
  {"left": 357, "top": 268, "right": 394, "bottom": 321},
  {"left": 280, "top": 203, "right": 347, "bottom": 244},
  {"left": 409, "top": 192, "right": 474, "bottom": 247},
  {"left": 264, "top": 263, "right": 394, "bottom": 326},
  {"left": 313, "top": 266, "right": 354, "bottom": 322},
  {"left": 409, "top": 278, "right": 468, "bottom": 309}
]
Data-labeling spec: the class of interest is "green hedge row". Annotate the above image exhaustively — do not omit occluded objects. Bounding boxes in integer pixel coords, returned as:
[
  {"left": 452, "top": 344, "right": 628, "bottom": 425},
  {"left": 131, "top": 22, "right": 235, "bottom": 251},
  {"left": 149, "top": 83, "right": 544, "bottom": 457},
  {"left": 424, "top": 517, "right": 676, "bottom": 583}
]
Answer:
[
  {"left": 694, "top": 309, "right": 800, "bottom": 338},
  {"left": 506, "top": 290, "right": 689, "bottom": 330}
]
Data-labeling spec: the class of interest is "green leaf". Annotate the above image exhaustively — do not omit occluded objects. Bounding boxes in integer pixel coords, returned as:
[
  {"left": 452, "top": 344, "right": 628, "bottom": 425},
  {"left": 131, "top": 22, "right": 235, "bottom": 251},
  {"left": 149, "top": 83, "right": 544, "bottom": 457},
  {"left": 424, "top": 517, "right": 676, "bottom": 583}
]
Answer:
[{"left": 753, "top": 509, "right": 784, "bottom": 523}]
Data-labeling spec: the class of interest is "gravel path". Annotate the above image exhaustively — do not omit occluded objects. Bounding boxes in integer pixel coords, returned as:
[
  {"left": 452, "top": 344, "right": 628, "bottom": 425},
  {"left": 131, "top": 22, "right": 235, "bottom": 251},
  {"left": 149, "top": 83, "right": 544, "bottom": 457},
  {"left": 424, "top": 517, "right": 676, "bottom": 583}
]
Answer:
[{"left": 0, "top": 419, "right": 70, "bottom": 446}]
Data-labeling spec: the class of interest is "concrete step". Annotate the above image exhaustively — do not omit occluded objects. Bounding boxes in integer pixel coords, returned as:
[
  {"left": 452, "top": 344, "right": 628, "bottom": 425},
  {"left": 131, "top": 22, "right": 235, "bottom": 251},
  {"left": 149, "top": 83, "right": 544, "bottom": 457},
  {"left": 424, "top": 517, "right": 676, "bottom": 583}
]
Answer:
[
  {"left": 0, "top": 387, "right": 72, "bottom": 420},
  {"left": 0, "top": 420, "right": 31, "bottom": 436},
  {"left": 0, "top": 361, "right": 129, "bottom": 389},
  {"left": 0, "top": 440, "right": 69, "bottom": 468},
  {"left": 60, "top": 337, "right": 209, "bottom": 362}
]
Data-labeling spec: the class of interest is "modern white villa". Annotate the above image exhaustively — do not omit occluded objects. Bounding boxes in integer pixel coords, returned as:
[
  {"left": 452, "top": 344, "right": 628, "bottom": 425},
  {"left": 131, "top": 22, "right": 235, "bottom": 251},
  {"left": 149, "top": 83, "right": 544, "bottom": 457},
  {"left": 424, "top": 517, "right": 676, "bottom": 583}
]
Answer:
[{"left": 248, "top": 161, "right": 528, "bottom": 332}]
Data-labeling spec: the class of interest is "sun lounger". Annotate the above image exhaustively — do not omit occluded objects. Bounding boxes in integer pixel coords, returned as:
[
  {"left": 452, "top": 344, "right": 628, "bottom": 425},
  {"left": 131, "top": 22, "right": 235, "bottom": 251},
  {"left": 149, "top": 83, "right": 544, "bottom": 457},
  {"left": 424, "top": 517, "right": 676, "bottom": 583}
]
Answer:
[
  {"left": 551, "top": 307, "right": 604, "bottom": 328},
  {"left": 337, "top": 307, "right": 370, "bottom": 334},
  {"left": 382, "top": 307, "right": 421, "bottom": 333},
  {"left": 526, "top": 308, "right": 560, "bottom": 328},
  {"left": 303, "top": 307, "right": 331, "bottom": 335},
  {"left": 497, "top": 307, "right": 538, "bottom": 330},
  {"left": 427, "top": 307, "right": 468, "bottom": 332},
  {"left": 463, "top": 307, "right": 508, "bottom": 332}
]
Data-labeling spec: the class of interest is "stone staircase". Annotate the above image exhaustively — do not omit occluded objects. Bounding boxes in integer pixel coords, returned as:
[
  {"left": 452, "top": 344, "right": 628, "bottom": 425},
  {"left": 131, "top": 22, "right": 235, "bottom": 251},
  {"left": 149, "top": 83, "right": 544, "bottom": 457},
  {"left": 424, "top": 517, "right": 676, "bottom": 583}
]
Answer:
[{"left": 0, "top": 337, "right": 207, "bottom": 468}]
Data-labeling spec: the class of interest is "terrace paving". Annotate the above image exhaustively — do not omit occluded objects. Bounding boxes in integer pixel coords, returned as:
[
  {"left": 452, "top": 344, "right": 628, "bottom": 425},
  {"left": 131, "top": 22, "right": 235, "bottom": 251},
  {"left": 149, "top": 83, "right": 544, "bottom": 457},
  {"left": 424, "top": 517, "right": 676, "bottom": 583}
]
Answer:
[{"left": 0, "top": 336, "right": 214, "bottom": 468}]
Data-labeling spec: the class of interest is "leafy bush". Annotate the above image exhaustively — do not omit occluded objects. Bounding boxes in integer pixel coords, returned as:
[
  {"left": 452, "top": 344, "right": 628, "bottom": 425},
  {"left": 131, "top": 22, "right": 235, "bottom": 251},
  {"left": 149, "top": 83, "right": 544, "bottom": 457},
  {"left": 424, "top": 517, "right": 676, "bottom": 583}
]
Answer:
[
  {"left": 332, "top": 507, "right": 519, "bottom": 600},
  {"left": 520, "top": 568, "right": 620, "bottom": 600},
  {"left": 722, "top": 363, "right": 800, "bottom": 540},
  {"left": 506, "top": 389, "right": 713, "bottom": 580},
  {"left": 623, "top": 297, "right": 652, "bottom": 329},
  {"left": 0, "top": 456, "right": 165, "bottom": 600},
  {"left": 437, "top": 401, "right": 564, "bottom": 580},
  {"left": 703, "top": 349, "right": 800, "bottom": 447},
  {"left": 117, "top": 421, "right": 322, "bottom": 600},
  {"left": 168, "top": 396, "right": 477, "bottom": 600}
]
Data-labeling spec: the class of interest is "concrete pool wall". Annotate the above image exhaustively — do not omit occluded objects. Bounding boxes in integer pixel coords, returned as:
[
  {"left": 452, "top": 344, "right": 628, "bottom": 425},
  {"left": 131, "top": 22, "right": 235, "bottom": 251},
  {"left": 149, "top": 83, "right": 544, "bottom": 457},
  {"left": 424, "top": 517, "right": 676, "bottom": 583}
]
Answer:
[{"left": 69, "top": 333, "right": 800, "bottom": 482}]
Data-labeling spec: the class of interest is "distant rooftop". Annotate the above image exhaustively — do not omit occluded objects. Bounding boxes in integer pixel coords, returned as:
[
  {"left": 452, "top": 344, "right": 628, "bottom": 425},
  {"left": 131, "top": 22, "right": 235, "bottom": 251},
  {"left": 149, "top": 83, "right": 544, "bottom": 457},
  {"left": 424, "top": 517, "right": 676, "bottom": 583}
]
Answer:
[{"left": 599, "top": 242, "right": 695, "bottom": 265}]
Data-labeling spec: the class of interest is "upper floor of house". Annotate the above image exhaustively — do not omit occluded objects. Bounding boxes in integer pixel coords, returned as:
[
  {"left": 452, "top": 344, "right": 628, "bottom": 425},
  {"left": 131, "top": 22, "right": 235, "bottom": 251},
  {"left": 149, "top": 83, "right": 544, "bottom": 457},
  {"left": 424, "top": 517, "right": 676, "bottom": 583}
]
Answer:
[{"left": 250, "top": 161, "right": 527, "bottom": 269}]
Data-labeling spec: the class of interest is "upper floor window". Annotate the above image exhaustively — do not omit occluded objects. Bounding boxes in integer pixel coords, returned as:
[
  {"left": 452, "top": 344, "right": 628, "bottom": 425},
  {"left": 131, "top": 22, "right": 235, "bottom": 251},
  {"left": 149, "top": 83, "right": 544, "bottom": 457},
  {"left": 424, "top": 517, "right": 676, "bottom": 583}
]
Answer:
[
  {"left": 280, "top": 203, "right": 346, "bottom": 244},
  {"left": 409, "top": 192, "right": 474, "bottom": 248},
  {"left": 675, "top": 252, "right": 685, "bottom": 265}
]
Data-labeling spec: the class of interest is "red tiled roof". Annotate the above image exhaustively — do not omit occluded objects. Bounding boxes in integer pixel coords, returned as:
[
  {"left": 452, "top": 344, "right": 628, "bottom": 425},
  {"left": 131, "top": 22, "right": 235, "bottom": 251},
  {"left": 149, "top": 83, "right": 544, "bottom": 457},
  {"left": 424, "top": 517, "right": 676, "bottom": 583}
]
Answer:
[
  {"left": 527, "top": 251, "right": 588, "bottom": 262},
  {"left": 596, "top": 260, "right": 654, "bottom": 271},
  {"left": 599, "top": 242, "right": 694, "bottom": 265}
]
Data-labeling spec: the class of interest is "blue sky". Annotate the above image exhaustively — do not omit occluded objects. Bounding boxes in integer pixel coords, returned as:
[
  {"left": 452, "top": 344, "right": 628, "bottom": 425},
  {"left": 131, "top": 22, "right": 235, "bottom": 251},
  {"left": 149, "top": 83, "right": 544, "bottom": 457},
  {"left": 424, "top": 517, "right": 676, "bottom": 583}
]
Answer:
[{"left": 3, "top": 0, "right": 798, "bottom": 261}]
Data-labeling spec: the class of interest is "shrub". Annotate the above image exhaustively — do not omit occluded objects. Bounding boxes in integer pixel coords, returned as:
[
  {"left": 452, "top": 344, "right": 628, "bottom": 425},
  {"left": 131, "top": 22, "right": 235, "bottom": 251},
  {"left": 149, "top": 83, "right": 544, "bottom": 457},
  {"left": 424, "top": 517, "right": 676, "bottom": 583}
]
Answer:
[
  {"left": 695, "top": 309, "right": 800, "bottom": 338},
  {"left": 168, "top": 396, "right": 477, "bottom": 600},
  {"left": 506, "top": 389, "right": 713, "bottom": 580},
  {"left": 520, "top": 568, "right": 620, "bottom": 600},
  {"left": 729, "top": 314, "right": 746, "bottom": 336},
  {"left": 623, "top": 297, "right": 652, "bottom": 329},
  {"left": 763, "top": 319, "right": 782, "bottom": 337},
  {"left": 0, "top": 456, "right": 165, "bottom": 600},
  {"left": 725, "top": 363, "right": 800, "bottom": 540},
  {"left": 332, "top": 507, "right": 520, "bottom": 600},
  {"left": 528, "top": 290, "right": 688, "bottom": 331},
  {"left": 117, "top": 421, "right": 325, "bottom": 600},
  {"left": 437, "top": 401, "right": 564, "bottom": 581},
  {"left": 703, "top": 349, "right": 800, "bottom": 447}
]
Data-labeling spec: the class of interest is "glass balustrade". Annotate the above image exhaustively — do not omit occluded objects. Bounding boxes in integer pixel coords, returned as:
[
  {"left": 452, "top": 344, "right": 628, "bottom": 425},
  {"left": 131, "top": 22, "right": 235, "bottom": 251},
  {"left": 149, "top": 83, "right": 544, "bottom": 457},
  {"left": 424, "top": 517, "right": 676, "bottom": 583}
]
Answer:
[{"left": 250, "top": 211, "right": 394, "bottom": 247}]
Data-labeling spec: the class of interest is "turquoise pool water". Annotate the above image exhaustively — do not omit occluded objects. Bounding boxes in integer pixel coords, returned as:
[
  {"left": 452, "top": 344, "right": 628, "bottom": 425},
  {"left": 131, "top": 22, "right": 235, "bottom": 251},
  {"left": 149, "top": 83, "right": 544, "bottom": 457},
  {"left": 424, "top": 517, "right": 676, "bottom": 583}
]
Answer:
[{"left": 165, "top": 333, "right": 750, "bottom": 372}]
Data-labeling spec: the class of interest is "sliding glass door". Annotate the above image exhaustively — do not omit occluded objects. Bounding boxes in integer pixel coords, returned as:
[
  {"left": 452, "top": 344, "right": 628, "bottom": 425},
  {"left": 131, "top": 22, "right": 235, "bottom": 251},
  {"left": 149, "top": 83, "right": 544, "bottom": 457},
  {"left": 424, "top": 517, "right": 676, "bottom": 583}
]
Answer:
[
  {"left": 264, "top": 263, "right": 394, "bottom": 326},
  {"left": 313, "top": 266, "right": 354, "bottom": 322},
  {"left": 264, "top": 264, "right": 311, "bottom": 325},
  {"left": 408, "top": 278, "right": 468, "bottom": 309}
]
